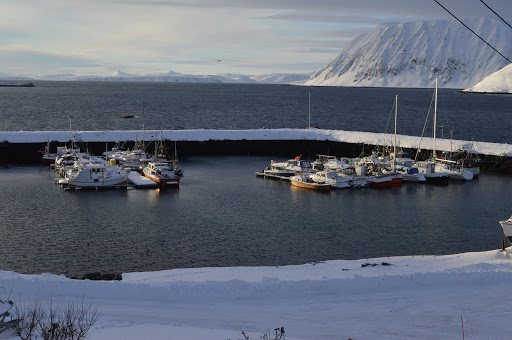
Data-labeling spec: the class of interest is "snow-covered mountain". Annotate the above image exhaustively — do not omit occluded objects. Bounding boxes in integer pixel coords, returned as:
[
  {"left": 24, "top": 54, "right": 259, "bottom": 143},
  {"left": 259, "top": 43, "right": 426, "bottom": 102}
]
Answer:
[
  {"left": 305, "top": 17, "right": 512, "bottom": 88},
  {"left": 1, "top": 70, "right": 310, "bottom": 85},
  {"left": 463, "top": 63, "right": 512, "bottom": 93}
]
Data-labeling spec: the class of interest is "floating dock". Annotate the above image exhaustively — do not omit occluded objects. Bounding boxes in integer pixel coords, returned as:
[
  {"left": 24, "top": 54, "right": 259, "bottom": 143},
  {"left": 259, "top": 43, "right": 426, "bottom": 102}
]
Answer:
[
  {"left": 255, "top": 172, "right": 292, "bottom": 181},
  {"left": 128, "top": 171, "right": 158, "bottom": 188}
]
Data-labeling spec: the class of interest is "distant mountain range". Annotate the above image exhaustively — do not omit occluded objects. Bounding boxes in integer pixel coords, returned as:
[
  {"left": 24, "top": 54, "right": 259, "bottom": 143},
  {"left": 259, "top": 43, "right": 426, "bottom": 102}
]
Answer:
[
  {"left": 0, "top": 70, "right": 311, "bottom": 85},
  {"left": 304, "top": 17, "right": 512, "bottom": 89}
]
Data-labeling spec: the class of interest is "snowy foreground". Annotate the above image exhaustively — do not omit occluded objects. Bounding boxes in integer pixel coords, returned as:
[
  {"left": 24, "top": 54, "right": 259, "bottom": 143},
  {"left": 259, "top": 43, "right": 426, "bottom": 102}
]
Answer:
[
  {"left": 2, "top": 248, "right": 512, "bottom": 339},
  {"left": 1, "top": 128, "right": 511, "bottom": 157}
]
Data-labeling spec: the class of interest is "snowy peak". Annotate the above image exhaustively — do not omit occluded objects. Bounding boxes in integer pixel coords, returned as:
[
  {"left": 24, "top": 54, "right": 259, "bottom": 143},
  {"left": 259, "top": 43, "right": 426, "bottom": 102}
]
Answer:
[
  {"left": 305, "top": 17, "right": 512, "bottom": 88},
  {"left": 463, "top": 62, "right": 512, "bottom": 93},
  {"left": 112, "top": 70, "right": 131, "bottom": 76}
]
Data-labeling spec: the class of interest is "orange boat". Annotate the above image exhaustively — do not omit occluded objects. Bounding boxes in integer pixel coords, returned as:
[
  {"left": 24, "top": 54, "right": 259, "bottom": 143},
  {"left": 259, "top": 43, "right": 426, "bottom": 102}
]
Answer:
[
  {"left": 290, "top": 174, "right": 331, "bottom": 190},
  {"left": 143, "top": 161, "right": 180, "bottom": 187}
]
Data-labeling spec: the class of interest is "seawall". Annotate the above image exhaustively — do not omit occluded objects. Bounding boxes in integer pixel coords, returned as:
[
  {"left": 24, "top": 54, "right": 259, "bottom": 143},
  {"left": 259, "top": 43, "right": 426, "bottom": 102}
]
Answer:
[{"left": 1, "top": 129, "right": 511, "bottom": 171}]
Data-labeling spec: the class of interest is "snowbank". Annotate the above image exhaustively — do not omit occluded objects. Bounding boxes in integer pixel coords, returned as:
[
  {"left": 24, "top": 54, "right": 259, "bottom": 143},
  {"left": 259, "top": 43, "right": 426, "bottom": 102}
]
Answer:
[
  {"left": 1, "top": 128, "right": 510, "bottom": 157},
  {"left": 2, "top": 248, "right": 512, "bottom": 339}
]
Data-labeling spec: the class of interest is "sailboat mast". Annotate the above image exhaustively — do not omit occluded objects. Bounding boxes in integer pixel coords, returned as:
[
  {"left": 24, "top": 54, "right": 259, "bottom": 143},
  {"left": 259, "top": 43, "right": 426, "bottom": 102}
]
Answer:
[
  {"left": 433, "top": 78, "right": 438, "bottom": 158},
  {"left": 394, "top": 94, "right": 397, "bottom": 169}
]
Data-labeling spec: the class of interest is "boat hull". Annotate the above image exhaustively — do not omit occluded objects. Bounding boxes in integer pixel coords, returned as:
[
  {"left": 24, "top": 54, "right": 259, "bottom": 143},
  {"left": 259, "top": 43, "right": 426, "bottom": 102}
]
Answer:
[
  {"left": 66, "top": 179, "right": 128, "bottom": 188},
  {"left": 144, "top": 174, "right": 180, "bottom": 186},
  {"left": 290, "top": 179, "right": 331, "bottom": 190},
  {"left": 424, "top": 175, "right": 449, "bottom": 184},
  {"left": 368, "top": 176, "right": 393, "bottom": 188}
]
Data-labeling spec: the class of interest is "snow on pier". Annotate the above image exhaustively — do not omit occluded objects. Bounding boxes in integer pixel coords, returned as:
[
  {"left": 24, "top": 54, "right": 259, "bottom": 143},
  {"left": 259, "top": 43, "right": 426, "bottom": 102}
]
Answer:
[
  {"left": 127, "top": 171, "right": 158, "bottom": 188},
  {"left": 1, "top": 128, "right": 511, "bottom": 157}
]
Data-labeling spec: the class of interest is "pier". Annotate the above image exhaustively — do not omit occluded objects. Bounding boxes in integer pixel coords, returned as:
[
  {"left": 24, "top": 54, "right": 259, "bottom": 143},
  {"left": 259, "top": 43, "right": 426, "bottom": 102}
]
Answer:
[{"left": 1, "top": 129, "right": 511, "bottom": 171}]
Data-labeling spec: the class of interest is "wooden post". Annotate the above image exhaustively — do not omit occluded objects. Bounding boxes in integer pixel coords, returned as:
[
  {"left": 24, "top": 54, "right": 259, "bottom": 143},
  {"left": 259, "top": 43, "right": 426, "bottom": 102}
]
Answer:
[{"left": 502, "top": 239, "right": 506, "bottom": 251}]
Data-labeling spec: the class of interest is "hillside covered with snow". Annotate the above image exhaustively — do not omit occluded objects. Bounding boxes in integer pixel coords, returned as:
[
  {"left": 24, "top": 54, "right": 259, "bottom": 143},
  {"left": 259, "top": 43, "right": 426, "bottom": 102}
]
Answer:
[
  {"left": 463, "top": 62, "right": 512, "bottom": 93},
  {"left": 305, "top": 17, "right": 512, "bottom": 89}
]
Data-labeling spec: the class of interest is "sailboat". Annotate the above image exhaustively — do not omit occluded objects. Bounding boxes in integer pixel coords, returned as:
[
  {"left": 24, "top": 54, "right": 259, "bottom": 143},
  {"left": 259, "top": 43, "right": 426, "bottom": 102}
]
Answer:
[
  {"left": 430, "top": 81, "right": 473, "bottom": 181},
  {"left": 414, "top": 78, "right": 449, "bottom": 184},
  {"left": 369, "top": 95, "right": 403, "bottom": 187}
]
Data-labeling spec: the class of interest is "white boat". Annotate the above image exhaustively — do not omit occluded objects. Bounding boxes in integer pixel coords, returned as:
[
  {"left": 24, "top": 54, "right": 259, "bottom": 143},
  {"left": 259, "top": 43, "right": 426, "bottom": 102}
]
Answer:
[
  {"left": 499, "top": 215, "right": 512, "bottom": 244},
  {"left": 324, "top": 161, "right": 369, "bottom": 187},
  {"left": 435, "top": 158, "right": 473, "bottom": 181},
  {"left": 395, "top": 165, "right": 426, "bottom": 182},
  {"left": 263, "top": 160, "right": 297, "bottom": 177},
  {"left": 390, "top": 150, "right": 414, "bottom": 166},
  {"left": 270, "top": 156, "right": 311, "bottom": 174},
  {"left": 59, "top": 161, "right": 128, "bottom": 188},
  {"left": 414, "top": 160, "right": 449, "bottom": 184},
  {"left": 290, "top": 174, "right": 331, "bottom": 190},
  {"left": 311, "top": 155, "right": 337, "bottom": 171},
  {"left": 310, "top": 170, "right": 351, "bottom": 189},
  {"left": 143, "top": 161, "right": 180, "bottom": 186}
]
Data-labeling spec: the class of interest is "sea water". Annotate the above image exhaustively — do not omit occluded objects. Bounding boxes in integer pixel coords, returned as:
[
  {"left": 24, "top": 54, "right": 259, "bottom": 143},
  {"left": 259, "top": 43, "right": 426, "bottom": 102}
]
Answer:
[
  {"left": 0, "top": 82, "right": 511, "bottom": 276},
  {"left": 0, "top": 157, "right": 508, "bottom": 277}
]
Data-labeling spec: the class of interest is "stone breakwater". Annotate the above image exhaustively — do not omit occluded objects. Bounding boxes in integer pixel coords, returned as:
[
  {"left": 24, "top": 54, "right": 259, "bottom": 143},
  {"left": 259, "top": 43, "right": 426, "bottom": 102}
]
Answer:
[{"left": 1, "top": 129, "right": 511, "bottom": 171}]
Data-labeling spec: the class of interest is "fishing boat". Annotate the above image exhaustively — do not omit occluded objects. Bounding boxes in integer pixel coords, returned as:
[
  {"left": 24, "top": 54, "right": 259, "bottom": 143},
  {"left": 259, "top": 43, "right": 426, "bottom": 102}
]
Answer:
[
  {"left": 290, "top": 174, "right": 331, "bottom": 190},
  {"left": 262, "top": 160, "right": 297, "bottom": 177},
  {"left": 143, "top": 161, "right": 180, "bottom": 186},
  {"left": 310, "top": 170, "right": 351, "bottom": 189},
  {"left": 414, "top": 160, "right": 449, "bottom": 184},
  {"left": 499, "top": 215, "right": 512, "bottom": 244},
  {"left": 58, "top": 160, "right": 128, "bottom": 189}
]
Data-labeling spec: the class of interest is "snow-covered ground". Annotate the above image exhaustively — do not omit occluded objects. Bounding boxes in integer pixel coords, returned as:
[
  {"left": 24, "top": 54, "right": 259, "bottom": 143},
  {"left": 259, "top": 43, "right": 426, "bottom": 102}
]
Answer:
[
  {"left": 1, "top": 128, "right": 510, "bottom": 157},
  {"left": 2, "top": 248, "right": 512, "bottom": 339}
]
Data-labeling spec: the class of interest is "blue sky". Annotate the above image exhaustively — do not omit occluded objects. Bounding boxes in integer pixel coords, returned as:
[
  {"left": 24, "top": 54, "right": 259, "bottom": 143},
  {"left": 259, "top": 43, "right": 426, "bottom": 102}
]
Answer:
[{"left": 1, "top": 0, "right": 511, "bottom": 77}]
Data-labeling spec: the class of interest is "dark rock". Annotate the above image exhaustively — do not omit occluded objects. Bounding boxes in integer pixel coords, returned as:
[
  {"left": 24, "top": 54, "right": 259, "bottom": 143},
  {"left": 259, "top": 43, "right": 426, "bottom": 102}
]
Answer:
[{"left": 81, "top": 272, "right": 122, "bottom": 281}]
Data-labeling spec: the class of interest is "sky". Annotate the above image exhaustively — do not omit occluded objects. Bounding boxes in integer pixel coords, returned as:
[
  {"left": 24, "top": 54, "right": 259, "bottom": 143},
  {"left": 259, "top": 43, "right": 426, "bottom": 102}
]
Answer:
[{"left": 1, "top": 0, "right": 512, "bottom": 77}]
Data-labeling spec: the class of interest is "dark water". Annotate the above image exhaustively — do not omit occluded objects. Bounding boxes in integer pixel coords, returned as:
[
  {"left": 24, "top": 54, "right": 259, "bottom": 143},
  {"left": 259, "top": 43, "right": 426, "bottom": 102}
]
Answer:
[
  {"left": 1, "top": 81, "right": 512, "bottom": 143},
  {"left": 0, "top": 157, "right": 509, "bottom": 277},
  {"left": 0, "top": 81, "right": 511, "bottom": 276}
]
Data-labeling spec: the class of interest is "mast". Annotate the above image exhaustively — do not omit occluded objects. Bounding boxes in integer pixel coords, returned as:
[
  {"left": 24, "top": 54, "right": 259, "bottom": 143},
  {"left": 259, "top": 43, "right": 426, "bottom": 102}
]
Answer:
[
  {"left": 394, "top": 94, "right": 397, "bottom": 170},
  {"left": 433, "top": 78, "right": 438, "bottom": 159}
]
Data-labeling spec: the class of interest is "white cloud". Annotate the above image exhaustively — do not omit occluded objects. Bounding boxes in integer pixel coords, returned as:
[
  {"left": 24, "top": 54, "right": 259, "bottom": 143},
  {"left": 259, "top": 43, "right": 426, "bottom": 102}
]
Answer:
[{"left": 1, "top": 0, "right": 512, "bottom": 76}]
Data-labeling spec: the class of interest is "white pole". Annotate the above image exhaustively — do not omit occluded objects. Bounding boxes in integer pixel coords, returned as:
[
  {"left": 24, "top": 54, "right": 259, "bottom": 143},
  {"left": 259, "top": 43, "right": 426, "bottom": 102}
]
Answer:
[
  {"left": 394, "top": 94, "right": 397, "bottom": 170},
  {"left": 433, "top": 78, "right": 438, "bottom": 158}
]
